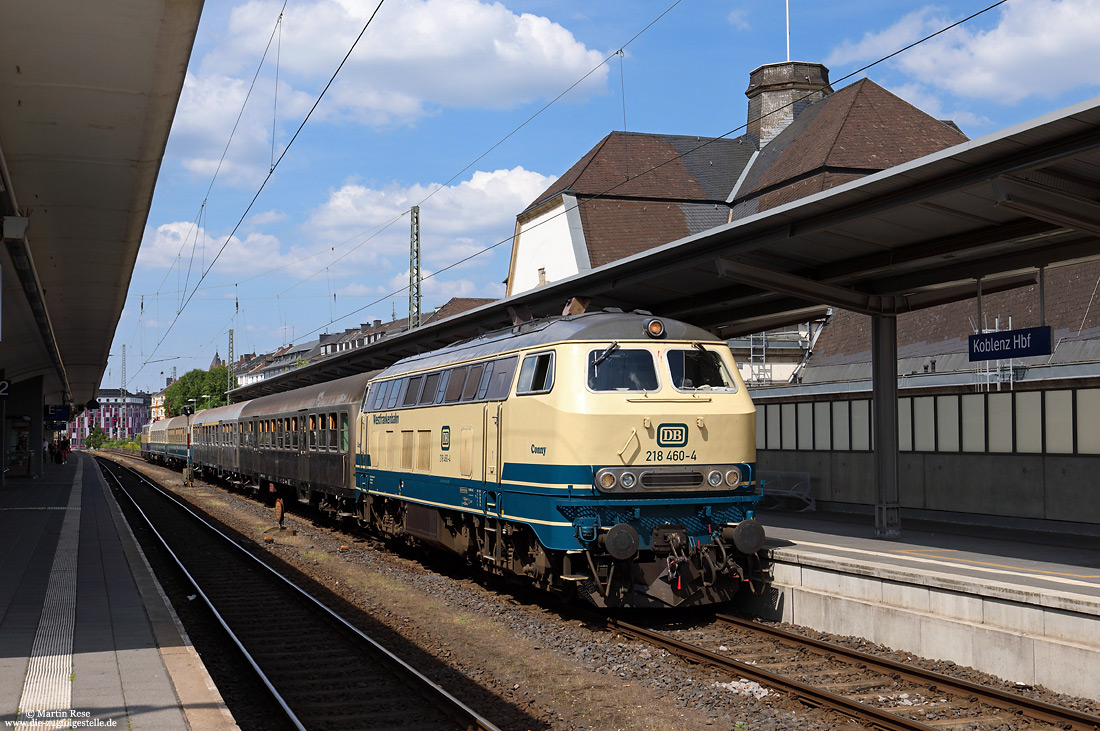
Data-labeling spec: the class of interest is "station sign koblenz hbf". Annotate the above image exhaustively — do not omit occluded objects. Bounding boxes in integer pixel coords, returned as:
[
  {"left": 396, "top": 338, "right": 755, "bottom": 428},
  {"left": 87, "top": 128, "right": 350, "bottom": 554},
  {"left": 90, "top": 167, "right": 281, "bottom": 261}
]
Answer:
[{"left": 968, "top": 325, "right": 1052, "bottom": 362}]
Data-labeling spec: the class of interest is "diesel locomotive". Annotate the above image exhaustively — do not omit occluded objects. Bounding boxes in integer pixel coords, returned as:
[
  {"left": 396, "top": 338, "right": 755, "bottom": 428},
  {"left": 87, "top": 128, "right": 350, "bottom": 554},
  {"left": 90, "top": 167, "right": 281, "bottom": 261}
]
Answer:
[{"left": 143, "top": 310, "right": 765, "bottom": 608}]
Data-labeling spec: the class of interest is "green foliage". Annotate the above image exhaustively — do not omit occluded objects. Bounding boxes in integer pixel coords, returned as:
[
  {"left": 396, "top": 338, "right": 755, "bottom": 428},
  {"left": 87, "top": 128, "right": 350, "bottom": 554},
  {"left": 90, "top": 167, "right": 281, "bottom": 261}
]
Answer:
[
  {"left": 88, "top": 424, "right": 108, "bottom": 449},
  {"left": 164, "top": 366, "right": 238, "bottom": 416}
]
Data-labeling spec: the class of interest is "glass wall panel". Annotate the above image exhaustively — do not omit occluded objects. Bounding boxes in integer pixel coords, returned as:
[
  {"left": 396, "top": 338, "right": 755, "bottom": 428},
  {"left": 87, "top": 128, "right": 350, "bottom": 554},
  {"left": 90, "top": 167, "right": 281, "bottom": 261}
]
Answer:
[
  {"left": 755, "top": 407, "right": 765, "bottom": 450},
  {"left": 1078, "top": 389, "right": 1100, "bottom": 454},
  {"left": 1016, "top": 391, "right": 1042, "bottom": 453},
  {"left": 832, "top": 401, "right": 850, "bottom": 450},
  {"left": 797, "top": 403, "right": 813, "bottom": 450},
  {"left": 988, "top": 393, "right": 1013, "bottom": 453},
  {"left": 766, "top": 404, "right": 781, "bottom": 449},
  {"left": 781, "top": 403, "right": 797, "bottom": 450},
  {"left": 813, "top": 402, "right": 831, "bottom": 451},
  {"left": 961, "top": 394, "right": 985, "bottom": 453},
  {"left": 913, "top": 396, "right": 935, "bottom": 451},
  {"left": 937, "top": 395, "right": 960, "bottom": 452},
  {"left": 1043, "top": 390, "right": 1073, "bottom": 454},
  {"left": 898, "top": 397, "right": 912, "bottom": 452},
  {"left": 851, "top": 400, "right": 870, "bottom": 451}
]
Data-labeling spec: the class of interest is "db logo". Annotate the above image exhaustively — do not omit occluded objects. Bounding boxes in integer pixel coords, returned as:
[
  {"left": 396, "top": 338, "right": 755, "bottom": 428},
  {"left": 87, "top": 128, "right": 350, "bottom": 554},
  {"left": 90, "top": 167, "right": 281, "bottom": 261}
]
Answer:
[
  {"left": 441, "top": 426, "right": 451, "bottom": 451},
  {"left": 657, "top": 423, "right": 688, "bottom": 447}
]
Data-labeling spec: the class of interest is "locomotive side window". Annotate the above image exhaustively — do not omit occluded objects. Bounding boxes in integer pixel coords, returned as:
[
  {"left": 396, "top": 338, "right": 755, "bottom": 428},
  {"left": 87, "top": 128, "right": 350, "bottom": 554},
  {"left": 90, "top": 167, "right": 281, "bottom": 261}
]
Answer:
[
  {"left": 475, "top": 362, "right": 495, "bottom": 400},
  {"left": 462, "top": 364, "right": 485, "bottom": 401},
  {"left": 517, "top": 352, "right": 555, "bottom": 395},
  {"left": 587, "top": 348, "right": 658, "bottom": 391},
  {"left": 667, "top": 348, "right": 737, "bottom": 392},
  {"left": 403, "top": 376, "right": 423, "bottom": 406},
  {"left": 486, "top": 356, "right": 518, "bottom": 400},
  {"left": 434, "top": 370, "right": 451, "bottom": 403},
  {"left": 386, "top": 379, "right": 406, "bottom": 410},
  {"left": 444, "top": 367, "right": 467, "bottom": 403},
  {"left": 368, "top": 381, "right": 389, "bottom": 411},
  {"left": 419, "top": 373, "right": 441, "bottom": 405}
]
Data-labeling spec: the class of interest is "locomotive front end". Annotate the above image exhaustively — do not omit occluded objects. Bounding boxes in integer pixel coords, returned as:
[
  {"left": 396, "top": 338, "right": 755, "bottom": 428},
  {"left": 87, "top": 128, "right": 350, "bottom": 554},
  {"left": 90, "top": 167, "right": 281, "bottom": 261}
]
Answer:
[{"left": 525, "top": 315, "right": 765, "bottom": 609}]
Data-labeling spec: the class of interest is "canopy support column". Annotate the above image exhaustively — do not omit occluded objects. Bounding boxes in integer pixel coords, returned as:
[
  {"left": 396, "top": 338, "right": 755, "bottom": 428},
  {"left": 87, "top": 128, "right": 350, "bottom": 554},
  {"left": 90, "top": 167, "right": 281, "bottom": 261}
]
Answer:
[{"left": 872, "top": 313, "right": 900, "bottom": 537}]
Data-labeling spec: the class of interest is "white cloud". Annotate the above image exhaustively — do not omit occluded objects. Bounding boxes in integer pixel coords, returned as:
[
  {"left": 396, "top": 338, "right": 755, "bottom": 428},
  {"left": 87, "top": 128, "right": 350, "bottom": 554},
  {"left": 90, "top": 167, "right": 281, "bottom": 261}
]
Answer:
[
  {"left": 137, "top": 221, "right": 294, "bottom": 276},
  {"left": 199, "top": 0, "right": 608, "bottom": 122},
  {"left": 727, "top": 9, "right": 749, "bottom": 31},
  {"left": 308, "top": 166, "right": 555, "bottom": 267},
  {"left": 828, "top": 1, "right": 1100, "bottom": 105}
]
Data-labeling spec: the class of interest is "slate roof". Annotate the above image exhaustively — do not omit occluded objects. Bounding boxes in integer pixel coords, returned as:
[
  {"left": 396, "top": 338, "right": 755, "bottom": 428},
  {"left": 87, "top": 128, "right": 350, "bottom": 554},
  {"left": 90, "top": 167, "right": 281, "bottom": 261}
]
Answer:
[
  {"left": 524, "top": 131, "right": 756, "bottom": 211},
  {"left": 731, "top": 78, "right": 968, "bottom": 217}
]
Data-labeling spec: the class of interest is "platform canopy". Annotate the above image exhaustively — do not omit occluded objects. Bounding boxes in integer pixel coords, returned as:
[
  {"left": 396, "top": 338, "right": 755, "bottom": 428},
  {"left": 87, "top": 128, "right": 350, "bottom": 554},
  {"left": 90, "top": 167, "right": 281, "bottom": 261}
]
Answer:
[
  {"left": 0, "top": 0, "right": 203, "bottom": 410},
  {"left": 234, "top": 95, "right": 1100, "bottom": 400}
]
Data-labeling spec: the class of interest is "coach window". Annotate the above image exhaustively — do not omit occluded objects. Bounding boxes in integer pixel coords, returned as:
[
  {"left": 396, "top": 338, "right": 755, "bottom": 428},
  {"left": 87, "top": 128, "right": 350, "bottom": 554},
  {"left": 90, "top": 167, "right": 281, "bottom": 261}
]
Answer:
[
  {"left": 329, "top": 413, "right": 338, "bottom": 451},
  {"left": 318, "top": 414, "right": 328, "bottom": 450},
  {"left": 340, "top": 412, "right": 349, "bottom": 452},
  {"left": 403, "top": 376, "right": 423, "bottom": 407},
  {"left": 309, "top": 415, "right": 318, "bottom": 450},
  {"left": 419, "top": 373, "right": 441, "bottom": 405},
  {"left": 486, "top": 356, "right": 517, "bottom": 400},
  {"left": 292, "top": 417, "right": 299, "bottom": 449},
  {"left": 278, "top": 419, "right": 285, "bottom": 449},
  {"left": 588, "top": 348, "right": 658, "bottom": 392},
  {"left": 517, "top": 352, "right": 555, "bottom": 395},
  {"left": 444, "top": 367, "right": 467, "bottom": 403}
]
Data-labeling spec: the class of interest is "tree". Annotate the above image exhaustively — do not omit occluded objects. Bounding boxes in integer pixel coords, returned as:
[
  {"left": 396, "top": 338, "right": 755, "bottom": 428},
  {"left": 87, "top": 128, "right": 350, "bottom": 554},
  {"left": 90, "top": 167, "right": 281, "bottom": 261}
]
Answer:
[
  {"left": 164, "top": 366, "right": 239, "bottom": 416},
  {"left": 88, "top": 424, "right": 108, "bottom": 449}
]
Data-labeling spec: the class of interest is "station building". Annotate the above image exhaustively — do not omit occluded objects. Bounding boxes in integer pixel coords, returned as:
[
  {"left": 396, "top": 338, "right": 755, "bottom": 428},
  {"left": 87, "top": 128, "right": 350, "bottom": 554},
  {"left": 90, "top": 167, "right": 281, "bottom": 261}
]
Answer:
[{"left": 506, "top": 59, "right": 1100, "bottom": 532}]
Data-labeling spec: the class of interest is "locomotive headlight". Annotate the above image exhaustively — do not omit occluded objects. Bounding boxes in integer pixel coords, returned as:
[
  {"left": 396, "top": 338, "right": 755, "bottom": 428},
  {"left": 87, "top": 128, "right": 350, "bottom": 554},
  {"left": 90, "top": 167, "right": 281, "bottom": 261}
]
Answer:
[
  {"left": 598, "top": 471, "right": 617, "bottom": 489},
  {"left": 707, "top": 470, "right": 723, "bottom": 487},
  {"left": 620, "top": 471, "right": 636, "bottom": 489},
  {"left": 724, "top": 468, "right": 742, "bottom": 487},
  {"left": 644, "top": 318, "right": 666, "bottom": 338}
]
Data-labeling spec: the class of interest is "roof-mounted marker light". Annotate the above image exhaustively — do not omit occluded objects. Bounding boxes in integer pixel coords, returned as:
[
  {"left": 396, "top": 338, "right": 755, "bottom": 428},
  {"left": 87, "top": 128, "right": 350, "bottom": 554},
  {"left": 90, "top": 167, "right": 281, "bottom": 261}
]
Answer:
[{"left": 645, "top": 319, "right": 665, "bottom": 338}]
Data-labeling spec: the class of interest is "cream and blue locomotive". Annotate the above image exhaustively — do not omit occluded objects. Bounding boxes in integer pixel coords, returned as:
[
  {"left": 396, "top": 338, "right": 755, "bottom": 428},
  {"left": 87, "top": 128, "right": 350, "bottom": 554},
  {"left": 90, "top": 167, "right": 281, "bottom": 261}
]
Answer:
[
  {"left": 142, "top": 310, "right": 765, "bottom": 608},
  {"left": 360, "top": 310, "right": 764, "bottom": 608}
]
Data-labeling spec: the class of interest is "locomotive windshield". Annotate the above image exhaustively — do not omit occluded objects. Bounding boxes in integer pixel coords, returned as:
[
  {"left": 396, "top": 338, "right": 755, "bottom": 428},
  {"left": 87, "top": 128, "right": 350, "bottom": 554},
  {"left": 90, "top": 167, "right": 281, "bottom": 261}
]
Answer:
[
  {"left": 587, "top": 348, "right": 658, "bottom": 391},
  {"left": 667, "top": 347, "right": 737, "bottom": 391}
]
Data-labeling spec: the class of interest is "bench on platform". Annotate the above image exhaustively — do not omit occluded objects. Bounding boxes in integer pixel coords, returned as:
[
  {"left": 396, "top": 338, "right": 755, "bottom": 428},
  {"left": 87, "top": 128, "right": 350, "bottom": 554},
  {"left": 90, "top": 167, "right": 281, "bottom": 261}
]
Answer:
[{"left": 757, "top": 470, "right": 815, "bottom": 511}]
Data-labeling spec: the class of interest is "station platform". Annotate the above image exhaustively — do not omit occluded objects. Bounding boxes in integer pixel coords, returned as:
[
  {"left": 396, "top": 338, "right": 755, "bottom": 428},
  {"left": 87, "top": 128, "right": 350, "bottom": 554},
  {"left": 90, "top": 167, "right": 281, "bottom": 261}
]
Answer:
[
  {"left": 0, "top": 452, "right": 236, "bottom": 730},
  {"left": 746, "top": 507, "right": 1100, "bottom": 702}
]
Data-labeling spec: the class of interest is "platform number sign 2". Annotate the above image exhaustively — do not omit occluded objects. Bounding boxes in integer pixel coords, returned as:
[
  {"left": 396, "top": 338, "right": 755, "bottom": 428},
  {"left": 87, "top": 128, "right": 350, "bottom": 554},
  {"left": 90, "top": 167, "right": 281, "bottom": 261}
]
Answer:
[{"left": 0, "top": 380, "right": 9, "bottom": 399}]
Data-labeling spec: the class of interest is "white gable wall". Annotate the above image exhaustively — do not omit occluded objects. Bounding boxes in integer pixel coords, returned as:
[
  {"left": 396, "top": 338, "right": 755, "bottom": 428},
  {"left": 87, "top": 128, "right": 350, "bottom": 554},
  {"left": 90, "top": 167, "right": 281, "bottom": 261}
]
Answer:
[{"left": 507, "top": 194, "right": 590, "bottom": 296}]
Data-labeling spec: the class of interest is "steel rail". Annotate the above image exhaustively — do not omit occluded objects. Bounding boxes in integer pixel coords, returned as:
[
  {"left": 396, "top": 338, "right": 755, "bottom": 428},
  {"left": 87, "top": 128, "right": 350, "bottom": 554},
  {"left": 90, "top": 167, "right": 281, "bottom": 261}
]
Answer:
[
  {"left": 716, "top": 613, "right": 1100, "bottom": 731},
  {"left": 98, "top": 457, "right": 501, "bottom": 731},
  {"left": 605, "top": 616, "right": 943, "bottom": 731}
]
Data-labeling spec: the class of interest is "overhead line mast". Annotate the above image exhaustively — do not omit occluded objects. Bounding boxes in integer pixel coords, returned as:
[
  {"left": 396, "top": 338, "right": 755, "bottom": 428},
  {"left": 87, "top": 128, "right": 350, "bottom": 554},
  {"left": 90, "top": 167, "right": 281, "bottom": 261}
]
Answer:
[{"left": 409, "top": 205, "right": 422, "bottom": 328}]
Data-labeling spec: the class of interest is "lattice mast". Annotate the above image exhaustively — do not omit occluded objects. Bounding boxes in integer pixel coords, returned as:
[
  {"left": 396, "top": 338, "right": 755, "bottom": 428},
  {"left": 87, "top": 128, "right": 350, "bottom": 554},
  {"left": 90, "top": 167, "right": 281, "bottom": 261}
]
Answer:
[
  {"left": 227, "top": 329, "right": 234, "bottom": 396},
  {"left": 409, "top": 205, "right": 421, "bottom": 328}
]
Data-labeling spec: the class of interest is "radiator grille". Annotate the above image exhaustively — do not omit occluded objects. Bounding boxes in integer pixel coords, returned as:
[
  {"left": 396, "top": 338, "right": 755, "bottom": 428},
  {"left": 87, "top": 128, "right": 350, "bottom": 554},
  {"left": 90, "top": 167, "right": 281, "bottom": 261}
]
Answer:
[{"left": 640, "top": 471, "right": 703, "bottom": 488}]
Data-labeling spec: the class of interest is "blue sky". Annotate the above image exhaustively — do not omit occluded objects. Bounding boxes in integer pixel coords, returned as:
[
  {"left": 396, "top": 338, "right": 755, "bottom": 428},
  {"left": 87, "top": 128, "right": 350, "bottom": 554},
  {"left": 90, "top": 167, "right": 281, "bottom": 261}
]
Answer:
[{"left": 112, "top": 0, "right": 1100, "bottom": 394}]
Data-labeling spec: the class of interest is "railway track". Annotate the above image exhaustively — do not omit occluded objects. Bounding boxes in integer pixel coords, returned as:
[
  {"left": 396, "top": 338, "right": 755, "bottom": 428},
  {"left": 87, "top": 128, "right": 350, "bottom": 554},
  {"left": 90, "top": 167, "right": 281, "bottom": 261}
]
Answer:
[
  {"left": 604, "top": 613, "right": 1100, "bottom": 731},
  {"left": 96, "top": 457, "right": 500, "bottom": 731}
]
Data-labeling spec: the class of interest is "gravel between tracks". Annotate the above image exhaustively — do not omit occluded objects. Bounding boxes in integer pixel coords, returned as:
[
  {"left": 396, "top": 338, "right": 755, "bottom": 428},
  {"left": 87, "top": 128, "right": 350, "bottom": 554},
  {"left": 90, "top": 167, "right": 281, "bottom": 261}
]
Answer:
[{"left": 106, "top": 452, "right": 1099, "bottom": 731}]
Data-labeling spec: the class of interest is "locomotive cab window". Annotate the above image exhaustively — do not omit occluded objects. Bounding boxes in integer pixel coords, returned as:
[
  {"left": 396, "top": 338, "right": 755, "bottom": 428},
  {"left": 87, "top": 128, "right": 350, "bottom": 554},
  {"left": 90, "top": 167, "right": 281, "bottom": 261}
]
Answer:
[
  {"left": 516, "top": 352, "right": 554, "bottom": 395},
  {"left": 587, "top": 348, "right": 658, "bottom": 392},
  {"left": 667, "top": 347, "right": 737, "bottom": 392}
]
